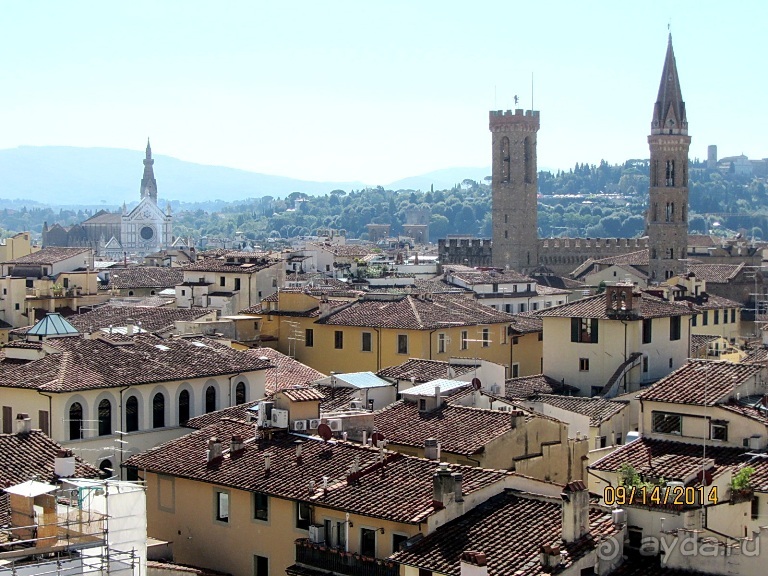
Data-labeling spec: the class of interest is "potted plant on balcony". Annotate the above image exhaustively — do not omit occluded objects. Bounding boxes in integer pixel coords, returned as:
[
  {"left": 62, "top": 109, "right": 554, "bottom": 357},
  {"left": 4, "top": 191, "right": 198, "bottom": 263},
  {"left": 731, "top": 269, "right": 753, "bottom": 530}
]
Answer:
[{"left": 729, "top": 466, "right": 755, "bottom": 504}]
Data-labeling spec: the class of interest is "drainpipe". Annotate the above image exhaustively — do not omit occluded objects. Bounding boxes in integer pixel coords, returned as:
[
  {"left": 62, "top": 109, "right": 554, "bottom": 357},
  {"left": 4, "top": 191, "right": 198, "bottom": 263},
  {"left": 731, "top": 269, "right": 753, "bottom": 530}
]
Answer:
[
  {"left": 428, "top": 327, "right": 439, "bottom": 360},
  {"left": 118, "top": 384, "right": 130, "bottom": 478},
  {"left": 373, "top": 327, "right": 381, "bottom": 371},
  {"left": 620, "top": 320, "right": 628, "bottom": 394}
]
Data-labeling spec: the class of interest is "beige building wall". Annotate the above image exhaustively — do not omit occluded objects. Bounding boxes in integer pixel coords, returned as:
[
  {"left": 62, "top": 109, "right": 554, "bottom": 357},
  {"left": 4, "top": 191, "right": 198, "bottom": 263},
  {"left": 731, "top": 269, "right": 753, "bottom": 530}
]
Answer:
[
  {"left": 0, "top": 233, "right": 37, "bottom": 261},
  {"left": 691, "top": 307, "right": 742, "bottom": 341}
]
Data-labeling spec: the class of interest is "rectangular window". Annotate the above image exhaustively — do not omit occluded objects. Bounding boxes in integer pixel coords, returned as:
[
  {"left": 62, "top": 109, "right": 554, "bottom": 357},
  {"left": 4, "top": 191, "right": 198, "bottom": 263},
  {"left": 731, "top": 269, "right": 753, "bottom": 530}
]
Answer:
[
  {"left": 460, "top": 330, "right": 468, "bottom": 350},
  {"left": 334, "top": 331, "right": 343, "bottom": 350},
  {"left": 512, "top": 336, "right": 519, "bottom": 345},
  {"left": 481, "top": 328, "right": 490, "bottom": 347},
  {"left": 39, "top": 410, "right": 49, "bottom": 436},
  {"left": 512, "top": 363, "right": 520, "bottom": 378},
  {"left": 296, "top": 502, "right": 311, "bottom": 530},
  {"left": 437, "top": 333, "right": 446, "bottom": 354},
  {"left": 305, "top": 329, "right": 314, "bottom": 347},
  {"left": 362, "top": 332, "right": 372, "bottom": 352},
  {"left": 532, "top": 302, "right": 539, "bottom": 311},
  {"left": 220, "top": 276, "right": 226, "bottom": 287},
  {"left": 397, "top": 334, "right": 408, "bottom": 354},
  {"left": 500, "top": 326, "right": 507, "bottom": 345},
  {"left": 519, "top": 303, "right": 526, "bottom": 313},
  {"left": 360, "top": 528, "right": 376, "bottom": 558},
  {"left": 571, "top": 317, "right": 598, "bottom": 343},
  {"left": 234, "top": 278, "right": 241, "bottom": 291},
  {"left": 714, "top": 310, "right": 720, "bottom": 325},
  {"left": 723, "top": 309, "right": 728, "bottom": 324},
  {"left": 254, "top": 555, "right": 269, "bottom": 576},
  {"left": 63, "top": 278, "right": 69, "bottom": 288},
  {"left": 181, "top": 289, "right": 186, "bottom": 296},
  {"left": 642, "top": 318, "right": 652, "bottom": 344},
  {"left": 691, "top": 313, "right": 697, "bottom": 326},
  {"left": 513, "top": 285, "right": 518, "bottom": 293},
  {"left": 702, "top": 311, "right": 708, "bottom": 326},
  {"left": 669, "top": 316, "right": 682, "bottom": 341},
  {"left": 711, "top": 423, "right": 728, "bottom": 442},
  {"left": 393, "top": 533, "right": 408, "bottom": 553},
  {"left": 253, "top": 493, "right": 268, "bottom": 521},
  {"left": 2, "top": 406, "right": 11, "bottom": 434},
  {"left": 215, "top": 491, "right": 229, "bottom": 523},
  {"left": 643, "top": 356, "right": 649, "bottom": 373},
  {"left": 652, "top": 412, "right": 682, "bottom": 435},
  {"left": 731, "top": 309, "right": 736, "bottom": 323},
  {"left": 579, "top": 358, "right": 590, "bottom": 371}
]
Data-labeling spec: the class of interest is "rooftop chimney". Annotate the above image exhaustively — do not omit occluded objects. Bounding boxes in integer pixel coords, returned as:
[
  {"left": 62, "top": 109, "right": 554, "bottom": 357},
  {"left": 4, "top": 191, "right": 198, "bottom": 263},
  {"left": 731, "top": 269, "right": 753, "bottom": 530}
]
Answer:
[
  {"left": 561, "top": 480, "right": 590, "bottom": 543},
  {"left": 425, "top": 438, "right": 441, "bottom": 461},
  {"left": 126, "top": 318, "right": 135, "bottom": 336},
  {"left": 460, "top": 551, "right": 488, "bottom": 576},
  {"left": 54, "top": 449, "right": 76, "bottom": 478},
  {"left": 452, "top": 472, "right": 464, "bottom": 502},
  {"left": 230, "top": 435, "right": 244, "bottom": 454},
  {"left": 432, "top": 462, "right": 455, "bottom": 509},
  {"left": 539, "top": 544, "right": 562, "bottom": 569},
  {"left": 435, "top": 385, "right": 442, "bottom": 408},
  {"left": 207, "top": 437, "right": 222, "bottom": 462},
  {"left": 15, "top": 413, "right": 31, "bottom": 435}
]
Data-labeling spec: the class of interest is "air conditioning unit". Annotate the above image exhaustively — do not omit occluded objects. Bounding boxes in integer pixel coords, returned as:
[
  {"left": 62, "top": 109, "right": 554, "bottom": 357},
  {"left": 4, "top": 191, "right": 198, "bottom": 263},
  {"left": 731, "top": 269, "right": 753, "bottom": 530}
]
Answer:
[
  {"left": 308, "top": 524, "right": 325, "bottom": 544},
  {"left": 257, "top": 401, "right": 274, "bottom": 427},
  {"left": 747, "top": 435, "right": 761, "bottom": 450},
  {"left": 611, "top": 509, "right": 626, "bottom": 525},
  {"left": 350, "top": 400, "right": 365, "bottom": 410},
  {"left": 489, "top": 384, "right": 500, "bottom": 394},
  {"left": 293, "top": 420, "right": 308, "bottom": 432},
  {"left": 327, "top": 419, "right": 343, "bottom": 432},
  {"left": 308, "top": 418, "right": 322, "bottom": 430},
  {"left": 271, "top": 409, "right": 289, "bottom": 429}
]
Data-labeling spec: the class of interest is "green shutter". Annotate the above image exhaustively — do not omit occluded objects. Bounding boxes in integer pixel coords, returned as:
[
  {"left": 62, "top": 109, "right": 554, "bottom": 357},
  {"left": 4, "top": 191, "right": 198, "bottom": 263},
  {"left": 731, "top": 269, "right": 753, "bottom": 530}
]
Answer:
[
  {"left": 571, "top": 318, "right": 580, "bottom": 342},
  {"left": 591, "top": 318, "right": 599, "bottom": 343}
]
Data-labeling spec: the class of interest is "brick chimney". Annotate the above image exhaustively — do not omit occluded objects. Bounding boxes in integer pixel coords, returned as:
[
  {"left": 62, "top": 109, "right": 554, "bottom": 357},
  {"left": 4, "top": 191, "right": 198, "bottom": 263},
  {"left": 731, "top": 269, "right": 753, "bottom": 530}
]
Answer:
[
  {"left": 207, "top": 437, "right": 222, "bottom": 462},
  {"left": 230, "top": 435, "right": 244, "bottom": 454},
  {"left": 460, "top": 551, "right": 488, "bottom": 576},
  {"left": 15, "top": 413, "right": 31, "bottom": 435},
  {"left": 561, "top": 480, "right": 590, "bottom": 542},
  {"left": 539, "top": 544, "right": 561, "bottom": 569}
]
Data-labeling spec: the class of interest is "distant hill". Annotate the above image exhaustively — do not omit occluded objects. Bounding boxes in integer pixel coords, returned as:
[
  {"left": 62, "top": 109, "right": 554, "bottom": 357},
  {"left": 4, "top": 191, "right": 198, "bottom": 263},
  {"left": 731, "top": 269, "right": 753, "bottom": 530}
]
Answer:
[{"left": 0, "top": 146, "right": 493, "bottom": 206}]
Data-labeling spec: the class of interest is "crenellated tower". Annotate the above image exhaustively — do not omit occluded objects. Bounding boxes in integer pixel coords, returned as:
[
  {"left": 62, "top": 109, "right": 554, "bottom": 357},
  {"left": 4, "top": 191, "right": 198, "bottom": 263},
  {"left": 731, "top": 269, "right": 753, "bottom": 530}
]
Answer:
[
  {"left": 647, "top": 35, "right": 690, "bottom": 281},
  {"left": 490, "top": 109, "right": 540, "bottom": 273},
  {"left": 140, "top": 138, "right": 158, "bottom": 203}
]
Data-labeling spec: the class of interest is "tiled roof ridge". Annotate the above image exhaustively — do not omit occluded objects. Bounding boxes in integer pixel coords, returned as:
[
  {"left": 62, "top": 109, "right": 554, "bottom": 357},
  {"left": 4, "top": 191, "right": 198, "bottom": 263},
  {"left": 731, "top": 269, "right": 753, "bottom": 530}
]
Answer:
[{"left": 406, "top": 296, "right": 424, "bottom": 328}]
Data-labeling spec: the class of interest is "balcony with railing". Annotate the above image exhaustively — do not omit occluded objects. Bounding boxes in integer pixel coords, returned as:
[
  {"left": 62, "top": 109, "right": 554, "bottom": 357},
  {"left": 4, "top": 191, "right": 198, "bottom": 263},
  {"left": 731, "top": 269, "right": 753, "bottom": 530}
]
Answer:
[{"left": 292, "top": 539, "right": 398, "bottom": 576}]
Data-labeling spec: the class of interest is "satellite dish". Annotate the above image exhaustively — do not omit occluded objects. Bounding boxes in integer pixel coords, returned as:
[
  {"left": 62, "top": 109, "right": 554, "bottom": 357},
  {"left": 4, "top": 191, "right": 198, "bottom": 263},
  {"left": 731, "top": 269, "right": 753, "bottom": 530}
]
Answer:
[
  {"left": 318, "top": 423, "right": 332, "bottom": 442},
  {"left": 371, "top": 432, "right": 386, "bottom": 447},
  {"left": 472, "top": 377, "right": 482, "bottom": 390}
]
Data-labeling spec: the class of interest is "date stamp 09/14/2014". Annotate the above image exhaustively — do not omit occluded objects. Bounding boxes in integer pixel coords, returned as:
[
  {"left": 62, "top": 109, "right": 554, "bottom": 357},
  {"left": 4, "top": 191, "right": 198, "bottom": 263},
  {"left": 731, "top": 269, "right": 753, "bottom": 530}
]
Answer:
[{"left": 603, "top": 485, "right": 719, "bottom": 507}]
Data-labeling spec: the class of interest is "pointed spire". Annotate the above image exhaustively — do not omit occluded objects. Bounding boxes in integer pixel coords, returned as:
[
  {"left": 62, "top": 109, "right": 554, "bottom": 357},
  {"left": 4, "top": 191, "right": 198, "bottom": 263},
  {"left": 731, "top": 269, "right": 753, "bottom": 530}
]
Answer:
[
  {"left": 140, "top": 138, "right": 158, "bottom": 203},
  {"left": 652, "top": 34, "right": 687, "bottom": 135}
]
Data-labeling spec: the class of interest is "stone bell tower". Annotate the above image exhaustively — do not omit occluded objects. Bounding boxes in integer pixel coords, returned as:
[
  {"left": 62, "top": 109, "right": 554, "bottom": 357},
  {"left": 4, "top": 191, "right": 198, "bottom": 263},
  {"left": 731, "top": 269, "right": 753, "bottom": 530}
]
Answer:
[
  {"left": 647, "top": 35, "right": 690, "bottom": 282},
  {"left": 490, "top": 109, "right": 540, "bottom": 273}
]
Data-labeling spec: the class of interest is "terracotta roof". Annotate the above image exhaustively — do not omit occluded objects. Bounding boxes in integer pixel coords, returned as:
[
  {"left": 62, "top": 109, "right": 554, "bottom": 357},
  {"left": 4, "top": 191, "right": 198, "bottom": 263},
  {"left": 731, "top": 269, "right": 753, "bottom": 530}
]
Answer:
[
  {"left": 690, "top": 334, "right": 720, "bottom": 355},
  {"left": 744, "top": 347, "right": 768, "bottom": 365},
  {"left": 124, "top": 420, "right": 508, "bottom": 524},
  {"left": 317, "top": 294, "right": 515, "bottom": 329},
  {"left": 184, "top": 255, "right": 278, "bottom": 274},
  {"left": 279, "top": 387, "right": 326, "bottom": 402},
  {"left": 529, "top": 394, "right": 627, "bottom": 426},
  {"left": 0, "top": 334, "right": 270, "bottom": 392},
  {"left": 3, "top": 247, "right": 90, "bottom": 265},
  {"left": 314, "top": 385, "right": 359, "bottom": 412},
  {"left": 66, "top": 305, "right": 213, "bottom": 333},
  {"left": 373, "top": 401, "right": 526, "bottom": 456},
  {"left": 636, "top": 360, "right": 761, "bottom": 406},
  {"left": 687, "top": 234, "right": 716, "bottom": 247},
  {"left": 609, "top": 552, "right": 710, "bottom": 576},
  {"left": 530, "top": 273, "right": 587, "bottom": 291},
  {"left": 687, "top": 293, "right": 743, "bottom": 311},
  {"left": 413, "top": 278, "right": 468, "bottom": 294},
  {"left": 443, "top": 267, "right": 534, "bottom": 284},
  {"left": 309, "top": 243, "right": 374, "bottom": 258},
  {"left": 391, "top": 489, "right": 619, "bottom": 576},
  {"left": 244, "top": 348, "right": 325, "bottom": 394},
  {"left": 0, "top": 430, "right": 100, "bottom": 524},
  {"left": 377, "top": 359, "right": 477, "bottom": 383},
  {"left": 593, "top": 249, "right": 649, "bottom": 266},
  {"left": 534, "top": 292, "right": 691, "bottom": 320},
  {"left": 741, "top": 455, "right": 768, "bottom": 493},
  {"left": 184, "top": 401, "right": 260, "bottom": 430},
  {"left": 107, "top": 267, "right": 184, "bottom": 289},
  {"left": 589, "top": 437, "right": 747, "bottom": 482},
  {"left": 688, "top": 263, "right": 744, "bottom": 284},
  {"left": 507, "top": 313, "right": 543, "bottom": 334},
  {"left": 718, "top": 401, "right": 768, "bottom": 426},
  {"left": 504, "top": 375, "right": 578, "bottom": 399}
]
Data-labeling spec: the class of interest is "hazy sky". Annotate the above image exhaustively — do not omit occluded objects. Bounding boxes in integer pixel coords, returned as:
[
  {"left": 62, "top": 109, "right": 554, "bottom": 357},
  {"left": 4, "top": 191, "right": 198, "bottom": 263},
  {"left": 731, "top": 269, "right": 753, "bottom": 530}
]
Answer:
[{"left": 1, "top": 1, "right": 765, "bottom": 185}]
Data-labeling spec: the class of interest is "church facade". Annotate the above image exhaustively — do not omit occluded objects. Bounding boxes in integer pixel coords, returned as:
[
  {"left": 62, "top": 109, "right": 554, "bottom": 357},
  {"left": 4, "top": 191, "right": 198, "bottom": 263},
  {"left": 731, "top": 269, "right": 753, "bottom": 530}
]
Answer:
[{"left": 43, "top": 141, "right": 173, "bottom": 258}]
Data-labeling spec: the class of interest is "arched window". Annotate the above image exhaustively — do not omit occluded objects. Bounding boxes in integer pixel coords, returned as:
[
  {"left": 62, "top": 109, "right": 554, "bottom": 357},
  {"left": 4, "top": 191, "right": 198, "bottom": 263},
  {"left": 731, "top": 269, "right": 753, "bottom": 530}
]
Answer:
[
  {"left": 178, "top": 390, "right": 190, "bottom": 425},
  {"left": 69, "top": 402, "right": 83, "bottom": 440},
  {"left": 501, "top": 137, "right": 510, "bottom": 183},
  {"left": 99, "top": 459, "right": 113, "bottom": 479},
  {"left": 205, "top": 386, "right": 216, "bottom": 413},
  {"left": 126, "top": 396, "right": 139, "bottom": 432},
  {"left": 98, "top": 399, "right": 112, "bottom": 436},
  {"left": 235, "top": 382, "right": 246, "bottom": 405},
  {"left": 153, "top": 393, "right": 165, "bottom": 428},
  {"left": 524, "top": 136, "right": 533, "bottom": 184}
]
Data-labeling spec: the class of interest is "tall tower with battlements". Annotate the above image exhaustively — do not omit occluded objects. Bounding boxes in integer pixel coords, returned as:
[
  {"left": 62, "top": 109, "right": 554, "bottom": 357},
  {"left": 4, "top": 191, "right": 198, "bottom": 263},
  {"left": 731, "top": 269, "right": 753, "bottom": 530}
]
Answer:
[
  {"left": 647, "top": 35, "right": 690, "bottom": 281},
  {"left": 490, "top": 109, "right": 540, "bottom": 272}
]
